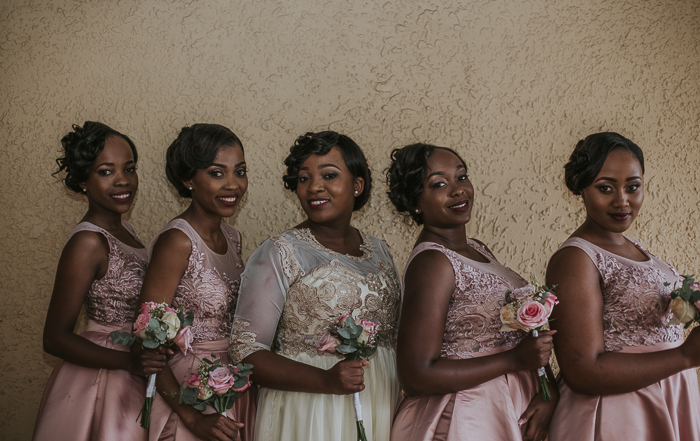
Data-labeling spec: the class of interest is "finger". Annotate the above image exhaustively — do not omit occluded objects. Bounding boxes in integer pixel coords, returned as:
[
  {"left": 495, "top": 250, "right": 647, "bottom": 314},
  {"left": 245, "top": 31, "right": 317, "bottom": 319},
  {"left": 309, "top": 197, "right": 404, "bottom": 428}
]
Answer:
[{"left": 361, "top": 359, "right": 370, "bottom": 366}]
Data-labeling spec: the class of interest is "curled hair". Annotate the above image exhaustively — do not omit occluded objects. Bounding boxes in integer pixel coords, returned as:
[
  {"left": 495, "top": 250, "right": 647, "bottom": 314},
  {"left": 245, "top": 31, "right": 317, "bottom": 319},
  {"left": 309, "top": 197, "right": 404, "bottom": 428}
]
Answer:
[
  {"left": 283, "top": 131, "right": 372, "bottom": 211},
  {"left": 165, "top": 124, "right": 243, "bottom": 198},
  {"left": 386, "top": 143, "right": 467, "bottom": 225},
  {"left": 564, "top": 132, "right": 644, "bottom": 195},
  {"left": 54, "top": 121, "right": 137, "bottom": 193}
]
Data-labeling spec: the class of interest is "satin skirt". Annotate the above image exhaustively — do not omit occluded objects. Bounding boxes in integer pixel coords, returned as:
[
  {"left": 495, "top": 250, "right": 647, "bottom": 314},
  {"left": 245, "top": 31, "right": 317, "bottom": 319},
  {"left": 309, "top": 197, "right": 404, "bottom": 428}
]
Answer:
[
  {"left": 550, "top": 340, "right": 700, "bottom": 441},
  {"left": 390, "top": 346, "right": 541, "bottom": 441},
  {"left": 253, "top": 346, "right": 400, "bottom": 441},
  {"left": 33, "top": 321, "right": 148, "bottom": 441},
  {"left": 148, "top": 339, "right": 256, "bottom": 441}
]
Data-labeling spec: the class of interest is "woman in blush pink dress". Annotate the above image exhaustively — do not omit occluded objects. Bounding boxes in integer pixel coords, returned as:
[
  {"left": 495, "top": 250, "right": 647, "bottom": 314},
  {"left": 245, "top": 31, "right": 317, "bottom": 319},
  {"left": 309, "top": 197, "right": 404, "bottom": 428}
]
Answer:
[
  {"left": 547, "top": 132, "right": 700, "bottom": 441},
  {"left": 138, "top": 124, "right": 254, "bottom": 441},
  {"left": 33, "top": 122, "right": 167, "bottom": 441},
  {"left": 387, "top": 143, "right": 557, "bottom": 441}
]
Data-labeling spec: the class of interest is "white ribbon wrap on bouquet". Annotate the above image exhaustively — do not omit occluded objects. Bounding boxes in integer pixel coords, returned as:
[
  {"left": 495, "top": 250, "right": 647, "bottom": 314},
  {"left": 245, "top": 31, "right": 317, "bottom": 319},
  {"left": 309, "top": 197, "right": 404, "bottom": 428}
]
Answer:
[
  {"left": 352, "top": 391, "right": 363, "bottom": 422},
  {"left": 146, "top": 373, "right": 157, "bottom": 398},
  {"left": 531, "top": 330, "right": 548, "bottom": 379}
]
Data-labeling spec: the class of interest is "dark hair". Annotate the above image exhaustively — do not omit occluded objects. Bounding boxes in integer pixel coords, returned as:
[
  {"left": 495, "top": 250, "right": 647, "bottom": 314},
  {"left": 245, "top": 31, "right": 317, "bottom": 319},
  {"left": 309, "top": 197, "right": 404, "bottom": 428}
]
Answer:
[
  {"left": 282, "top": 131, "right": 372, "bottom": 211},
  {"left": 564, "top": 132, "right": 645, "bottom": 195},
  {"left": 53, "top": 121, "right": 137, "bottom": 193},
  {"left": 165, "top": 124, "right": 243, "bottom": 198},
  {"left": 386, "top": 143, "right": 467, "bottom": 225}
]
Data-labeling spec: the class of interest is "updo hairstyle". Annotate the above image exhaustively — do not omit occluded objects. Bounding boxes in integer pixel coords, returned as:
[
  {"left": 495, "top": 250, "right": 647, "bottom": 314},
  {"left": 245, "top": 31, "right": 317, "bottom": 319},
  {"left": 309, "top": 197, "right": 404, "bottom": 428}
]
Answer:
[
  {"left": 54, "top": 121, "right": 137, "bottom": 193},
  {"left": 166, "top": 124, "right": 243, "bottom": 198},
  {"left": 386, "top": 143, "right": 467, "bottom": 225},
  {"left": 282, "top": 131, "right": 372, "bottom": 211},
  {"left": 564, "top": 132, "right": 645, "bottom": 195}
]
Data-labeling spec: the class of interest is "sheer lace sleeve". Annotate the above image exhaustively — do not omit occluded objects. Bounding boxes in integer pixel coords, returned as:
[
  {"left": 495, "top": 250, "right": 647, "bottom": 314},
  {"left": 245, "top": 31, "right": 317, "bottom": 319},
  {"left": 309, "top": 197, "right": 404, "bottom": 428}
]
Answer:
[{"left": 229, "top": 237, "right": 297, "bottom": 363}]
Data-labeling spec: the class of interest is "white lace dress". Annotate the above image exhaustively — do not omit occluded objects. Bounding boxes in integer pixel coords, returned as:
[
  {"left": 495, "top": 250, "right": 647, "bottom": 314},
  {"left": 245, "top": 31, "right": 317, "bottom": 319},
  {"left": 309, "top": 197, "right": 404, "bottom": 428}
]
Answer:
[{"left": 229, "top": 228, "right": 401, "bottom": 441}]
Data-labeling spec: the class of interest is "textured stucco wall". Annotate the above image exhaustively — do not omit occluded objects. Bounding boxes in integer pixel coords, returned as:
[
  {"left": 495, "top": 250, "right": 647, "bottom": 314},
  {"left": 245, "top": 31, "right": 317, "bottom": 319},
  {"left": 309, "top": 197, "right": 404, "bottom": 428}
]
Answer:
[{"left": 2, "top": 0, "right": 699, "bottom": 439}]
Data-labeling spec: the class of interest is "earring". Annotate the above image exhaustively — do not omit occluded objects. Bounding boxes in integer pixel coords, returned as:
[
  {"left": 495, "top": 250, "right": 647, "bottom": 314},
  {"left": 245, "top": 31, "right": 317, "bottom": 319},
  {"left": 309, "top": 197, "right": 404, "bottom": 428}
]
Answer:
[
  {"left": 414, "top": 209, "right": 419, "bottom": 213},
  {"left": 354, "top": 190, "right": 359, "bottom": 195},
  {"left": 82, "top": 188, "right": 87, "bottom": 193},
  {"left": 188, "top": 186, "right": 193, "bottom": 190}
]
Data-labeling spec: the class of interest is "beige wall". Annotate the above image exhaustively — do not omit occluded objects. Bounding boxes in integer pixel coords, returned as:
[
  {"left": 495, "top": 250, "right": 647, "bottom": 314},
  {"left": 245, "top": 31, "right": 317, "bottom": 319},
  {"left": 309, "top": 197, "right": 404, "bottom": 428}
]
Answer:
[{"left": 2, "top": 0, "right": 699, "bottom": 439}]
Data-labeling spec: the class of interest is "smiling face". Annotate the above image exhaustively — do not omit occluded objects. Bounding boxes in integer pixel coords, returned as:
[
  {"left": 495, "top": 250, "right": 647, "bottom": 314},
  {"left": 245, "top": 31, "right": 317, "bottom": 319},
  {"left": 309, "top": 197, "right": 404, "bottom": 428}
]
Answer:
[
  {"left": 80, "top": 135, "right": 138, "bottom": 215},
  {"left": 184, "top": 144, "right": 248, "bottom": 218},
  {"left": 416, "top": 148, "right": 474, "bottom": 228},
  {"left": 296, "top": 146, "right": 364, "bottom": 226},
  {"left": 580, "top": 149, "right": 644, "bottom": 234}
]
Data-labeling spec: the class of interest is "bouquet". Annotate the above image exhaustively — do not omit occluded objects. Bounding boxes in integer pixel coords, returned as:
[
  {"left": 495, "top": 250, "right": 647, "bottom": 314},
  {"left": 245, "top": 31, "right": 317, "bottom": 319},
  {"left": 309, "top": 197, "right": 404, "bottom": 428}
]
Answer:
[
  {"left": 667, "top": 275, "right": 700, "bottom": 327},
  {"left": 499, "top": 284, "right": 558, "bottom": 401},
  {"left": 317, "top": 315, "right": 389, "bottom": 441},
  {"left": 179, "top": 354, "right": 253, "bottom": 416},
  {"left": 110, "top": 301, "right": 194, "bottom": 428}
]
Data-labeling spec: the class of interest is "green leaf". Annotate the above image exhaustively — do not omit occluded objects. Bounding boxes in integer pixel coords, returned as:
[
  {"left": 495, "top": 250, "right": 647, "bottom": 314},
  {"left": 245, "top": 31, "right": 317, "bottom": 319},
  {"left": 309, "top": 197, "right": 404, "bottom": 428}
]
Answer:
[
  {"left": 109, "top": 331, "right": 136, "bottom": 346},
  {"left": 143, "top": 338, "right": 160, "bottom": 349},
  {"left": 336, "top": 344, "right": 357, "bottom": 354},
  {"left": 338, "top": 328, "right": 351, "bottom": 339}
]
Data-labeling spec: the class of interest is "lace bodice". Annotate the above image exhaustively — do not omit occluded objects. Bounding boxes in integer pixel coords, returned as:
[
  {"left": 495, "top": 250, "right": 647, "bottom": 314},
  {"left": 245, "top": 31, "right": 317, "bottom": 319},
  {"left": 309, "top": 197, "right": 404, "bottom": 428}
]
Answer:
[
  {"left": 68, "top": 221, "right": 147, "bottom": 326},
  {"left": 556, "top": 237, "right": 683, "bottom": 352},
  {"left": 150, "top": 219, "right": 244, "bottom": 342},
  {"left": 229, "top": 228, "right": 400, "bottom": 363},
  {"left": 406, "top": 241, "right": 529, "bottom": 359}
]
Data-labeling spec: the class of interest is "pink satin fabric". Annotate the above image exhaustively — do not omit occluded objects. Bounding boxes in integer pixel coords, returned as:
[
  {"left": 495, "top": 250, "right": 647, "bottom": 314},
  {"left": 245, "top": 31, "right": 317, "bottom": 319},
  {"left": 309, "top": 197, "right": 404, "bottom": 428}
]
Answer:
[
  {"left": 550, "top": 340, "right": 700, "bottom": 441},
  {"left": 33, "top": 321, "right": 148, "bottom": 441},
  {"left": 148, "top": 339, "right": 256, "bottom": 441},
  {"left": 391, "top": 346, "right": 541, "bottom": 441}
]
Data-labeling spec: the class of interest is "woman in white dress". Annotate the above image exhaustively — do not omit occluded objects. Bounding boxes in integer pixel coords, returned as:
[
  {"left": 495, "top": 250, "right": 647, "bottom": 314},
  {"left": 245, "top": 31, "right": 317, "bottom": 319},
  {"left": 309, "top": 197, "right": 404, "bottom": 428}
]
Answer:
[{"left": 229, "top": 131, "right": 401, "bottom": 441}]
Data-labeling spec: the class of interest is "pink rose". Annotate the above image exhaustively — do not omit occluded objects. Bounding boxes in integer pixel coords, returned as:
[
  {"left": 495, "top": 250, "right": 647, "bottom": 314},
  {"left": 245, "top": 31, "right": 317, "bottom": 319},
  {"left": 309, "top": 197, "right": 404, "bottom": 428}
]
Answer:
[
  {"left": 338, "top": 314, "right": 352, "bottom": 325},
  {"left": 690, "top": 283, "right": 700, "bottom": 292},
  {"left": 543, "top": 294, "right": 559, "bottom": 314},
  {"left": 173, "top": 326, "right": 193, "bottom": 355},
  {"left": 187, "top": 373, "right": 202, "bottom": 388},
  {"left": 516, "top": 300, "right": 549, "bottom": 331},
  {"left": 359, "top": 320, "right": 380, "bottom": 345},
  {"left": 208, "top": 367, "right": 235, "bottom": 395},
  {"left": 165, "top": 306, "right": 177, "bottom": 313},
  {"left": 317, "top": 331, "right": 341, "bottom": 354},
  {"left": 133, "top": 312, "right": 150, "bottom": 339},
  {"left": 140, "top": 302, "right": 156, "bottom": 315}
]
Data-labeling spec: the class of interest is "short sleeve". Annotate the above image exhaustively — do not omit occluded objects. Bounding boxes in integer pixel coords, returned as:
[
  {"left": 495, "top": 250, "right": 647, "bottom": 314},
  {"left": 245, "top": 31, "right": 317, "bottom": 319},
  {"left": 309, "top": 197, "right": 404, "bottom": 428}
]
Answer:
[{"left": 228, "top": 237, "right": 293, "bottom": 363}]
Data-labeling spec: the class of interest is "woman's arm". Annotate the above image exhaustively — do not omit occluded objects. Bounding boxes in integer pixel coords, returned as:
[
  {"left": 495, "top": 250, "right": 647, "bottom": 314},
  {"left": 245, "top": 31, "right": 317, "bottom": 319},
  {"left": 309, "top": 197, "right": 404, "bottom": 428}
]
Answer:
[
  {"left": 42, "top": 231, "right": 164, "bottom": 375},
  {"left": 397, "top": 249, "right": 554, "bottom": 397},
  {"left": 546, "top": 246, "right": 700, "bottom": 395},
  {"left": 138, "top": 229, "right": 242, "bottom": 441}
]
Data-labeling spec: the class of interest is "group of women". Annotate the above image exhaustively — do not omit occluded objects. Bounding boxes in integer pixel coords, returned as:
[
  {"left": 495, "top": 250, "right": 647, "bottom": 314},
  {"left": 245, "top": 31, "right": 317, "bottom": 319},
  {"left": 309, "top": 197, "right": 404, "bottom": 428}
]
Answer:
[{"left": 32, "top": 121, "right": 700, "bottom": 441}]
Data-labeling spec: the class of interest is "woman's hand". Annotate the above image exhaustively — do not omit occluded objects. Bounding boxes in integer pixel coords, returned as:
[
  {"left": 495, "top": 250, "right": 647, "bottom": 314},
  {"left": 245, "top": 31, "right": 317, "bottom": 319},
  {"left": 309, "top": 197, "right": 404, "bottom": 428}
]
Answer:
[
  {"left": 510, "top": 331, "right": 556, "bottom": 372},
  {"left": 680, "top": 326, "right": 700, "bottom": 368},
  {"left": 518, "top": 389, "right": 558, "bottom": 441},
  {"left": 324, "top": 359, "right": 370, "bottom": 394},
  {"left": 182, "top": 412, "right": 244, "bottom": 441},
  {"left": 128, "top": 343, "right": 168, "bottom": 376}
]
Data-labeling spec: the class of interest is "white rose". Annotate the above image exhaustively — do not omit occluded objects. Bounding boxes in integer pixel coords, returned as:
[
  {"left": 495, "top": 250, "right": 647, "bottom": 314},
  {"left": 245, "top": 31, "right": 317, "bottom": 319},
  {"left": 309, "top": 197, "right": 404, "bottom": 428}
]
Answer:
[
  {"left": 161, "top": 311, "right": 181, "bottom": 340},
  {"left": 669, "top": 297, "right": 696, "bottom": 325},
  {"left": 499, "top": 304, "right": 522, "bottom": 332}
]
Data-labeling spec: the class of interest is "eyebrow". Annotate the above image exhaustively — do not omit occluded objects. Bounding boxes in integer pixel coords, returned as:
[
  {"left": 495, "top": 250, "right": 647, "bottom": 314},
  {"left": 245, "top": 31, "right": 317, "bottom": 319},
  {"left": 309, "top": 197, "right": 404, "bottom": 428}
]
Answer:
[
  {"left": 95, "top": 160, "right": 135, "bottom": 168},
  {"left": 210, "top": 161, "right": 247, "bottom": 168},
  {"left": 426, "top": 164, "right": 465, "bottom": 179},
  {"left": 594, "top": 175, "right": 642, "bottom": 183},
  {"left": 299, "top": 163, "right": 342, "bottom": 171}
]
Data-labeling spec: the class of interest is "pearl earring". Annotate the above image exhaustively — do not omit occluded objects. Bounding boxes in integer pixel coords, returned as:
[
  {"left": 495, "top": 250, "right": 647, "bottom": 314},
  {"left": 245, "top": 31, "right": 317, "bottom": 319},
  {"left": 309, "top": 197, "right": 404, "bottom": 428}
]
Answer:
[
  {"left": 188, "top": 186, "right": 193, "bottom": 190},
  {"left": 354, "top": 190, "right": 359, "bottom": 195},
  {"left": 82, "top": 188, "right": 87, "bottom": 193}
]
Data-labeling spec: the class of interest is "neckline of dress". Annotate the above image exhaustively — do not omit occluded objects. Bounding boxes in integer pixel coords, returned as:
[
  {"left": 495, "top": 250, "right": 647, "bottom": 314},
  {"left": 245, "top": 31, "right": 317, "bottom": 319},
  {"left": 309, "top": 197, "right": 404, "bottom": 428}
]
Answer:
[
  {"left": 293, "top": 228, "right": 373, "bottom": 262},
  {"left": 171, "top": 218, "right": 230, "bottom": 257},
  {"left": 418, "top": 240, "right": 493, "bottom": 265},
  {"left": 78, "top": 220, "right": 145, "bottom": 251},
  {"left": 570, "top": 236, "right": 652, "bottom": 265}
]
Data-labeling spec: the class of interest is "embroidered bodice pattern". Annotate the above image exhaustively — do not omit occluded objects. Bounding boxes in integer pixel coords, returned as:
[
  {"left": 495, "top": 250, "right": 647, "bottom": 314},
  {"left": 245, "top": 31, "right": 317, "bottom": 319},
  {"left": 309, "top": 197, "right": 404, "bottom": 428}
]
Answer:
[
  {"left": 230, "top": 229, "right": 400, "bottom": 362},
  {"left": 75, "top": 222, "right": 147, "bottom": 326},
  {"left": 563, "top": 237, "right": 683, "bottom": 352},
  {"left": 168, "top": 221, "right": 243, "bottom": 342}
]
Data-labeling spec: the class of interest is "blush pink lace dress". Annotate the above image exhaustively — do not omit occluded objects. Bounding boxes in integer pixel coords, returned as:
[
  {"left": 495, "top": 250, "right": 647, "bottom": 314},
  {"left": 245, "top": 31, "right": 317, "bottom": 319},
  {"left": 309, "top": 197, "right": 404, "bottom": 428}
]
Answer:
[
  {"left": 229, "top": 228, "right": 401, "bottom": 441},
  {"left": 549, "top": 237, "right": 700, "bottom": 441},
  {"left": 147, "top": 219, "right": 255, "bottom": 441},
  {"left": 33, "top": 221, "right": 149, "bottom": 441},
  {"left": 390, "top": 240, "right": 542, "bottom": 441}
]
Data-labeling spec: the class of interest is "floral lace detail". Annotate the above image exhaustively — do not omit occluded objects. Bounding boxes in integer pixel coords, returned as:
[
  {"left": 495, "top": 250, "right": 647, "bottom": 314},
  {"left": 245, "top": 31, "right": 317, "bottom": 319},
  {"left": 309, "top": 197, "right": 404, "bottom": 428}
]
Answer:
[
  {"left": 292, "top": 228, "right": 373, "bottom": 262},
  {"left": 275, "top": 259, "right": 400, "bottom": 358},
  {"left": 171, "top": 223, "right": 242, "bottom": 342},
  {"left": 80, "top": 223, "right": 147, "bottom": 326},
  {"left": 271, "top": 234, "right": 304, "bottom": 284},
  {"left": 573, "top": 238, "right": 684, "bottom": 352},
  {"left": 412, "top": 242, "right": 527, "bottom": 359},
  {"left": 229, "top": 318, "right": 265, "bottom": 364}
]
